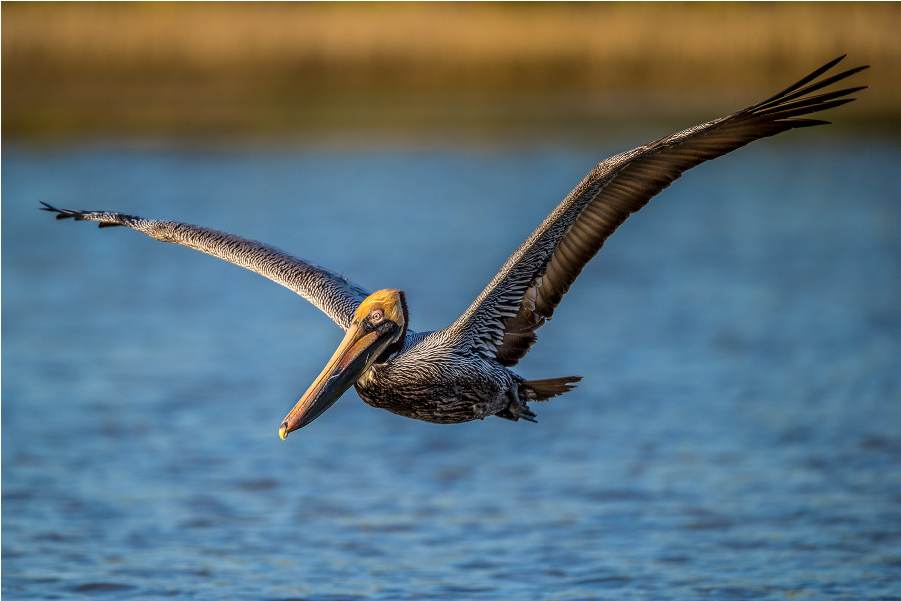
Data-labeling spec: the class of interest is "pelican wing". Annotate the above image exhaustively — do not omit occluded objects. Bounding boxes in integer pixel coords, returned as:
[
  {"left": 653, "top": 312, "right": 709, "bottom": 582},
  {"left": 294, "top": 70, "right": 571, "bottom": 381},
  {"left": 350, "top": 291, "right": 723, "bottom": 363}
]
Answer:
[
  {"left": 452, "top": 56, "right": 867, "bottom": 366},
  {"left": 41, "top": 204, "right": 369, "bottom": 331}
]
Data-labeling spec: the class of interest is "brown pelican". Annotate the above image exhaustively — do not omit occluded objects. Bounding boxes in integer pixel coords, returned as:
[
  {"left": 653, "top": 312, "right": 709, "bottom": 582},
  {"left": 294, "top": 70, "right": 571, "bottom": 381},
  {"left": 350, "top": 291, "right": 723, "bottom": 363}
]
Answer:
[{"left": 43, "top": 56, "right": 867, "bottom": 439}]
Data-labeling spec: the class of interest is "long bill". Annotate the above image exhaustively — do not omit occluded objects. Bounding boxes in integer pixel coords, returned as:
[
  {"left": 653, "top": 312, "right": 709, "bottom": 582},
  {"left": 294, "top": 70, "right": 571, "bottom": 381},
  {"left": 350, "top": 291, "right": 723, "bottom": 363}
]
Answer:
[{"left": 279, "top": 322, "right": 396, "bottom": 439}]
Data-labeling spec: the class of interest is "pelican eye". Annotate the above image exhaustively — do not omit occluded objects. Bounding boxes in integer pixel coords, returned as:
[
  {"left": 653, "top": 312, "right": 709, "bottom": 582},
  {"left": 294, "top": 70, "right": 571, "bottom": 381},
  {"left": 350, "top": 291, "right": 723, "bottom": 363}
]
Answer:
[{"left": 369, "top": 308, "right": 384, "bottom": 323}]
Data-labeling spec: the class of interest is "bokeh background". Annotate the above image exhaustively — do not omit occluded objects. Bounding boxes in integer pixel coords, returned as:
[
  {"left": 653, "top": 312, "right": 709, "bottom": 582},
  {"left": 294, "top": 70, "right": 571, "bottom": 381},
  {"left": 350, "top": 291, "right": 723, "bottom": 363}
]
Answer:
[
  {"left": 4, "top": 2, "right": 900, "bottom": 142},
  {"left": 4, "top": 3, "right": 901, "bottom": 600}
]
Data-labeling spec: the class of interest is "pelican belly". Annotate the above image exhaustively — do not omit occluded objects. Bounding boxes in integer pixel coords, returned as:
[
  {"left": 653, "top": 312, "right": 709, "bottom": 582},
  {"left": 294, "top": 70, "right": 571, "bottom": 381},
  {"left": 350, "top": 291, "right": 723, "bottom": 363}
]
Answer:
[{"left": 355, "top": 347, "right": 514, "bottom": 424}]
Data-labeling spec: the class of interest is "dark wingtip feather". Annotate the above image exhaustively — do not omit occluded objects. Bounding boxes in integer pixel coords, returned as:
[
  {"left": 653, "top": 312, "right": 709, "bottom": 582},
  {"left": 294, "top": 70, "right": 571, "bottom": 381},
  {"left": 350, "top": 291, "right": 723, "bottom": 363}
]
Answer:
[
  {"left": 40, "top": 202, "right": 66, "bottom": 218},
  {"left": 751, "top": 59, "right": 868, "bottom": 117},
  {"left": 40, "top": 202, "right": 78, "bottom": 220}
]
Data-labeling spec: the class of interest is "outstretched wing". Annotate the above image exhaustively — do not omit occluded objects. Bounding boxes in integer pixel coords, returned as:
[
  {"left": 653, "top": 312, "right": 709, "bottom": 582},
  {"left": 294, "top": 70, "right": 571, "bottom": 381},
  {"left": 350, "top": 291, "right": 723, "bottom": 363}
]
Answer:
[
  {"left": 42, "top": 204, "right": 370, "bottom": 331},
  {"left": 452, "top": 55, "right": 868, "bottom": 366}
]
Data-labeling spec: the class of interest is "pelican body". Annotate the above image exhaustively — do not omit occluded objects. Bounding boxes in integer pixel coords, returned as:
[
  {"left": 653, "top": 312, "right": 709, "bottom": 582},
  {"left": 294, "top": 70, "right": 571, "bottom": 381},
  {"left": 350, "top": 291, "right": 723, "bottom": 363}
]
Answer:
[{"left": 43, "top": 57, "right": 867, "bottom": 439}]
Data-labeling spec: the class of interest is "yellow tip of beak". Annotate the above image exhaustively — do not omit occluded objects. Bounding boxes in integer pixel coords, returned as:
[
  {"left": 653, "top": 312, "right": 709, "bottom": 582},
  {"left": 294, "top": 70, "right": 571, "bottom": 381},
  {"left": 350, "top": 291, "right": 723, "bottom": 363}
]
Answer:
[{"left": 278, "top": 424, "right": 289, "bottom": 440}]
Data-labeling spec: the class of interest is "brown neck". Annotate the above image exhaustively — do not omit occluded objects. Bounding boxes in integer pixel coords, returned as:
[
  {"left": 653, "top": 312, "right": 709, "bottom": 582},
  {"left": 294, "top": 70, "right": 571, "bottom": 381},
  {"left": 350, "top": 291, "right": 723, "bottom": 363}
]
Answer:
[{"left": 378, "top": 290, "right": 408, "bottom": 362}]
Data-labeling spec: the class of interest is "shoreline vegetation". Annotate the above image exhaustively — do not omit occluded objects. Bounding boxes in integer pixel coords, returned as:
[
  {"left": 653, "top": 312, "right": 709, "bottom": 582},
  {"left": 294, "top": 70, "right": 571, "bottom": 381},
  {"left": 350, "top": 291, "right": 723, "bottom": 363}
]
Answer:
[{"left": 3, "top": 2, "right": 899, "bottom": 143}]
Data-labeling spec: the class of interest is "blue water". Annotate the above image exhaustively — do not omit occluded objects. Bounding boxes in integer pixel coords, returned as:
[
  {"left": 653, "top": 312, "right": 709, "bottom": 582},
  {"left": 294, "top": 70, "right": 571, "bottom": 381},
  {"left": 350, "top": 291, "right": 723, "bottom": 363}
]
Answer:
[{"left": 3, "top": 138, "right": 901, "bottom": 600}]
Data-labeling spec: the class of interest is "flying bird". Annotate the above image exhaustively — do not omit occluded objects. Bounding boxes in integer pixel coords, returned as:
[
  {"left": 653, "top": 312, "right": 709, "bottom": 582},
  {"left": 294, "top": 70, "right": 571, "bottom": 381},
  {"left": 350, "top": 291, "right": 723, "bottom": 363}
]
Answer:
[{"left": 43, "top": 56, "right": 867, "bottom": 439}]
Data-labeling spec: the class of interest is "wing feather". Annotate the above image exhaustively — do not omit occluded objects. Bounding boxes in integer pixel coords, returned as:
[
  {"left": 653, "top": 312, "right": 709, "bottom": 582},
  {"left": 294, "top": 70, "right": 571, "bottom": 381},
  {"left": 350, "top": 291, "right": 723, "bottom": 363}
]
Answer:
[
  {"left": 451, "top": 56, "right": 868, "bottom": 366},
  {"left": 41, "top": 204, "right": 369, "bottom": 330}
]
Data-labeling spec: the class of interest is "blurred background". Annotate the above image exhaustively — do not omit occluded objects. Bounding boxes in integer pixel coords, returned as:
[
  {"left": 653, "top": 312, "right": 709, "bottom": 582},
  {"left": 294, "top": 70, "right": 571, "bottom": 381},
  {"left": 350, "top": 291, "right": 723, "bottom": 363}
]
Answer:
[
  {"left": 4, "top": 3, "right": 901, "bottom": 600},
  {"left": 4, "top": 1, "right": 900, "bottom": 143}
]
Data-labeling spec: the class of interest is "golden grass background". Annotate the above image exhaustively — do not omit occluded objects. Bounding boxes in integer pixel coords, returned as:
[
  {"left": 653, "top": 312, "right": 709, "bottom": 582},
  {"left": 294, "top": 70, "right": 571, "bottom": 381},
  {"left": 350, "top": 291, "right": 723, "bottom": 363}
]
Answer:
[{"left": 4, "top": 2, "right": 899, "bottom": 142}]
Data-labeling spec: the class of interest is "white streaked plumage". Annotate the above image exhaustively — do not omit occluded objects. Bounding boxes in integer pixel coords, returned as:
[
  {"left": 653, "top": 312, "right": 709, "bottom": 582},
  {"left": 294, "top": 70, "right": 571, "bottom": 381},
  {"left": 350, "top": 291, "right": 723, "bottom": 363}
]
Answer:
[{"left": 43, "top": 56, "right": 867, "bottom": 437}]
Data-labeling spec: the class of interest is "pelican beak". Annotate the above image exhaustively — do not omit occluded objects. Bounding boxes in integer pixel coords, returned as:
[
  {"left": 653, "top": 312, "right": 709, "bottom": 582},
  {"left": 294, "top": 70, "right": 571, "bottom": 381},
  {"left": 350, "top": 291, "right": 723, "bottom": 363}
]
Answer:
[{"left": 278, "top": 320, "right": 397, "bottom": 439}]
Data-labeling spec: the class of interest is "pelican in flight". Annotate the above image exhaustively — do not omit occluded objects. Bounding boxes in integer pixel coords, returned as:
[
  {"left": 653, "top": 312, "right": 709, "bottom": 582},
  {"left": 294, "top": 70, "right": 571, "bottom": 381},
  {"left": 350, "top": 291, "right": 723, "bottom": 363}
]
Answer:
[{"left": 43, "top": 56, "right": 867, "bottom": 439}]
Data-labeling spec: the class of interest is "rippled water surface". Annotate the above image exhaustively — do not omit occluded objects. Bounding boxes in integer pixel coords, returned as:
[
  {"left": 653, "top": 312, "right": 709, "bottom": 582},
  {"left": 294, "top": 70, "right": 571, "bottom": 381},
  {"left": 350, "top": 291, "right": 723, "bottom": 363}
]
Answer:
[{"left": 3, "top": 140, "right": 901, "bottom": 600}]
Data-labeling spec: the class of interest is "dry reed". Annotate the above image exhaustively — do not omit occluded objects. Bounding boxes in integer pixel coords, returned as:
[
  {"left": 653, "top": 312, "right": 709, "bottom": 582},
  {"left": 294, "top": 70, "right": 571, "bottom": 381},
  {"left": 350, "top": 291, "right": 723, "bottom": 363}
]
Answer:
[{"left": 3, "top": 2, "right": 898, "bottom": 140}]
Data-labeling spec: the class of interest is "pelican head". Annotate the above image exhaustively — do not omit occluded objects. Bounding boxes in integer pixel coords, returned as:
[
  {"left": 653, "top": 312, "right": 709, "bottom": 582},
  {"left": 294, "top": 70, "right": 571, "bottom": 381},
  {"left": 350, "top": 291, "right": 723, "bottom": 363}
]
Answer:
[{"left": 279, "top": 289, "right": 407, "bottom": 439}]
